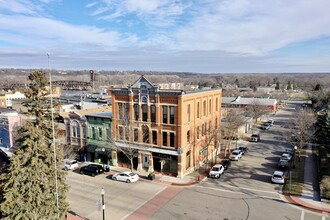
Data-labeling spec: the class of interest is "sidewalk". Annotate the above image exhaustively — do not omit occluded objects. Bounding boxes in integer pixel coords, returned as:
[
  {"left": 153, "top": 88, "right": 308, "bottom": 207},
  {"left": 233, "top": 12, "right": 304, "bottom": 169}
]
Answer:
[
  {"left": 108, "top": 166, "right": 206, "bottom": 186},
  {"left": 285, "top": 145, "right": 330, "bottom": 214}
]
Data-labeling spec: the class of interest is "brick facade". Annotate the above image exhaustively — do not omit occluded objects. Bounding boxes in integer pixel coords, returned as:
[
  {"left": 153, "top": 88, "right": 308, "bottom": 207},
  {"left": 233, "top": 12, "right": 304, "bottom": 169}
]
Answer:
[{"left": 111, "top": 76, "right": 222, "bottom": 177}]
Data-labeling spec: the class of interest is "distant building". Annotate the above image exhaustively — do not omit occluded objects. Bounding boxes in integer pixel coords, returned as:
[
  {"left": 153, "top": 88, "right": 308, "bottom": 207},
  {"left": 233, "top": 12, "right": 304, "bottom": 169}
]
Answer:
[
  {"left": 0, "top": 108, "right": 24, "bottom": 150},
  {"left": 157, "top": 82, "right": 184, "bottom": 90},
  {"left": 222, "top": 96, "right": 277, "bottom": 111},
  {"left": 256, "top": 85, "right": 276, "bottom": 93}
]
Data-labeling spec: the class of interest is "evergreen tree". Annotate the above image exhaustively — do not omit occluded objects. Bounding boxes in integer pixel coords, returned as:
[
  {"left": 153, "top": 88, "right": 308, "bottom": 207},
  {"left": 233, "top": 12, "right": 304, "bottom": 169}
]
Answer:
[
  {"left": 0, "top": 71, "right": 69, "bottom": 219},
  {"left": 287, "top": 81, "right": 292, "bottom": 90},
  {"left": 275, "top": 82, "right": 280, "bottom": 90},
  {"left": 315, "top": 111, "right": 330, "bottom": 146}
]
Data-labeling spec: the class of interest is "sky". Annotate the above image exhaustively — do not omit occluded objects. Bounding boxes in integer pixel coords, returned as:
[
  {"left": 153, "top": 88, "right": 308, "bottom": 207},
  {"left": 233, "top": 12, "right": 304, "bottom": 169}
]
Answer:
[{"left": 0, "top": 0, "right": 330, "bottom": 73}]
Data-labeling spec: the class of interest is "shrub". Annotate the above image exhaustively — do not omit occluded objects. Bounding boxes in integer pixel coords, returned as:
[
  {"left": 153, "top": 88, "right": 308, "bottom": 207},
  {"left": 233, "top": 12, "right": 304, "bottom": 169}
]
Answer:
[{"left": 320, "top": 176, "right": 330, "bottom": 199}]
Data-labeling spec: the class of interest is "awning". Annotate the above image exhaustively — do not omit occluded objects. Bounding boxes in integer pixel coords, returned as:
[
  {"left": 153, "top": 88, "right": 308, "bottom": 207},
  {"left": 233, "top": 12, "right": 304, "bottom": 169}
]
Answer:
[{"left": 114, "top": 141, "right": 178, "bottom": 156}]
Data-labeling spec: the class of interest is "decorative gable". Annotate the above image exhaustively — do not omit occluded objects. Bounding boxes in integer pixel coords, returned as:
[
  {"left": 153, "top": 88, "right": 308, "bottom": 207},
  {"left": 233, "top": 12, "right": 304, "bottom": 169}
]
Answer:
[{"left": 131, "top": 75, "right": 154, "bottom": 89}]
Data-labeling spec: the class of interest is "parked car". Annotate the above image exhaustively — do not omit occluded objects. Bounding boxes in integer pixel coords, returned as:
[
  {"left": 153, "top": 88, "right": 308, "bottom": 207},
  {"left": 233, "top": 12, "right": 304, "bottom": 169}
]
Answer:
[
  {"left": 62, "top": 159, "right": 79, "bottom": 171},
  {"left": 267, "top": 119, "right": 274, "bottom": 126},
  {"left": 271, "top": 171, "right": 285, "bottom": 184},
  {"left": 209, "top": 164, "right": 225, "bottom": 178},
  {"left": 80, "top": 164, "right": 104, "bottom": 177},
  {"left": 260, "top": 123, "right": 270, "bottom": 130},
  {"left": 250, "top": 134, "right": 260, "bottom": 142},
  {"left": 278, "top": 159, "right": 290, "bottom": 170},
  {"left": 221, "top": 159, "right": 231, "bottom": 170},
  {"left": 238, "top": 146, "right": 249, "bottom": 155},
  {"left": 229, "top": 150, "right": 243, "bottom": 161},
  {"left": 112, "top": 171, "right": 139, "bottom": 183},
  {"left": 281, "top": 153, "right": 292, "bottom": 161}
]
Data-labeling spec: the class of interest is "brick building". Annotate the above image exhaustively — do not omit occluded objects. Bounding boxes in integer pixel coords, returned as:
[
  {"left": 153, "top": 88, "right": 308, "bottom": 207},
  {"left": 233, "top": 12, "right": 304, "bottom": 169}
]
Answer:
[{"left": 111, "top": 76, "right": 222, "bottom": 177}]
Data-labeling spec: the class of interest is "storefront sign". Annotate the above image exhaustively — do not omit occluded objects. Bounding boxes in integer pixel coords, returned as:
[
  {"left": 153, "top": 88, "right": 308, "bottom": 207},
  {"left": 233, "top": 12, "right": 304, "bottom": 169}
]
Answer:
[{"left": 199, "top": 146, "right": 208, "bottom": 155}]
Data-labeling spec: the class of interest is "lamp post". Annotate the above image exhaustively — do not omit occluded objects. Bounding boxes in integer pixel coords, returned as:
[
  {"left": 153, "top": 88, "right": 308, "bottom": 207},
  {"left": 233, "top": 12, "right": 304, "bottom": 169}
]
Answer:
[
  {"left": 101, "top": 188, "right": 105, "bottom": 220},
  {"left": 48, "top": 53, "right": 59, "bottom": 215}
]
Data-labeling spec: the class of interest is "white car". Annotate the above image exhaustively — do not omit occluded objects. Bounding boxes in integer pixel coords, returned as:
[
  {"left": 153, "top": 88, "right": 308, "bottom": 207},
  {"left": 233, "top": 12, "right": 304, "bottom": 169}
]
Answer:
[
  {"left": 112, "top": 171, "right": 139, "bottom": 183},
  {"left": 281, "top": 153, "right": 292, "bottom": 161},
  {"left": 271, "top": 171, "right": 285, "bottom": 184},
  {"left": 229, "top": 150, "right": 243, "bottom": 161},
  {"left": 209, "top": 164, "right": 225, "bottom": 178},
  {"left": 62, "top": 159, "right": 79, "bottom": 171}
]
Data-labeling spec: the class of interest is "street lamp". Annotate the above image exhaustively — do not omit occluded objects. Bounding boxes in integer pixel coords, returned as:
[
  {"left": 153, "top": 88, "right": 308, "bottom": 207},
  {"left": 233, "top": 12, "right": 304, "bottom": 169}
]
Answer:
[
  {"left": 48, "top": 53, "right": 59, "bottom": 214},
  {"left": 101, "top": 188, "right": 105, "bottom": 220}
]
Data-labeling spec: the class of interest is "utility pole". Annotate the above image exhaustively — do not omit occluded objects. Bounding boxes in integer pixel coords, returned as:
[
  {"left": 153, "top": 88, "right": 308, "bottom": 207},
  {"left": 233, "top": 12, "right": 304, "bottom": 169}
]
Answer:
[{"left": 47, "top": 53, "right": 59, "bottom": 216}]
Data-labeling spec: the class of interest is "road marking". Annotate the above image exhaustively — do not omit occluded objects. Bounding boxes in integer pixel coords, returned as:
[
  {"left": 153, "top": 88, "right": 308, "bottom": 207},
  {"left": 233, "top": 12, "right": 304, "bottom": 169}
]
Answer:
[
  {"left": 300, "top": 210, "right": 305, "bottom": 220},
  {"left": 120, "top": 186, "right": 167, "bottom": 220},
  {"left": 196, "top": 185, "right": 280, "bottom": 201},
  {"left": 220, "top": 183, "right": 279, "bottom": 194}
]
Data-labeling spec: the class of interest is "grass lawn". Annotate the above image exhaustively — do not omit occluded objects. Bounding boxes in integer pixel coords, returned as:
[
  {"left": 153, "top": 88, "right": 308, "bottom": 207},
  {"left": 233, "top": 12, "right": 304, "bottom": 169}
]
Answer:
[{"left": 283, "top": 155, "right": 306, "bottom": 196}]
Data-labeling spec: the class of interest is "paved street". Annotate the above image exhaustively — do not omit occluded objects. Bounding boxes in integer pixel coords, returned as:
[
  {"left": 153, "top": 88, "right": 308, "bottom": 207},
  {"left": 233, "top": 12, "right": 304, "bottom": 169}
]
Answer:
[{"left": 67, "top": 101, "right": 330, "bottom": 220}]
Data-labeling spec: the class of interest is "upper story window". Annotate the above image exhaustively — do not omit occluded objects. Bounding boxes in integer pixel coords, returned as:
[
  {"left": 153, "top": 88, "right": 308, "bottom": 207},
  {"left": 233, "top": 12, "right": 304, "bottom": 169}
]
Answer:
[
  {"left": 106, "top": 128, "right": 111, "bottom": 140},
  {"left": 203, "top": 101, "right": 206, "bottom": 116},
  {"left": 134, "top": 104, "right": 139, "bottom": 121},
  {"left": 142, "top": 104, "right": 148, "bottom": 122},
  {"left": 187, "top": 104, "right": 190, "bottom": 122},
  {"left": 92, "top": 127, "right": 96, "bottom": 139},
  {"left": 134, "top": 128, "right": 139, "bottom": 142},
  {"left": 170, "top": 133, "right": 175, "bottom": 147},
  {"left": 163, "top": 106, "right": 168, "bottom": 124},
  {"left": 98, "top": 128, "right": 102, "bottom": 139},
  {"left": 216, "top": 98, "right": 219, "bottom": 111},
  {"left": 209, "top": 99, "right": 212, "bottom": 114},
  {"left": 119, "top": 126, "right": 123, "bottom": 140},
  {"left": 150, "top": 105, "right": 156, "bottom": 123},
  {"left": 162, "top": 131, "right": 167, "bottom": 146},
  {"left": 118, "top": 103, "right": 123, "bottom": 119},
  {"left": 72, "top": 121, "right": 80, "bottom": 138},
  {"left": 170, "top": 106, "right": 175, "bottom": 124},
  {"left": 197, "top": 102, "right": 200, "bottom": 118},
  {"left": 187, "top": 130, "right": 190, "bottom": 144}
]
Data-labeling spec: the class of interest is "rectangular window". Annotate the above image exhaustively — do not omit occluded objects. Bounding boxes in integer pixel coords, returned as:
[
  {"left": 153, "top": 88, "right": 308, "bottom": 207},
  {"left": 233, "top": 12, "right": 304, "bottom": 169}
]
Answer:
[
  {"left": 119, "top": 127, "right": 123, "bottom": 140},
  {"left": 187, "top": 130, "right": 190, "bottom": 144},
  {"left": 170, "top": 106, "right": 175, "bottom": 124},
  {"left": 143, "top": 129, "right": 149, "bottom": 143},
  {"left": 197, "top": 102, "right": 200, "bottom": 118},
  {"left": 187, "top": 104, "right": 190, "bottom": 122},
  {"left": 134, "top": 104, "right": 139, "bottom": 121},
  {"left": 73, "top": 127, "right": 77, "bottom": 138},
  {"left": 118, "top": 103, "right": 123, "bottom": 119},
  {"left": 142, "top": 104, "right": 148, "bottom": 122},
  {"left": 150, "top": 105, "right": 156, "bottom": 123},
  {"left": 170, "top": 133, "right": 175, "bottom": 147},
  {"left": 152, "top": 130, "right": 157, "bottom": 145},
  {"left": 203, "top": 101, "right": 206, "bottom": 116},
  {"left": 124, "top": 103, "right": 129, "bottom": 119},
  {"left": 98, "top": 128, "right": 102, "bottom": 139},
  {"left": 197, "top": 126, "right": 200, "bottom": 139},
  {"left": 106, "top": 128, "right": 111, "bottom": 140},
  {"left": 83, "top": 127, "right": 86, "bottom": 138},
  {"left": 163, "top": 106, "right": 168, "bottom": 124},
  {"left": 125, "top": 127, "right": 129, "bottom": 141},
  {"left": 0, "top": 138, "right": 3, "bottom": 144},
  {"left": 134, "top": 128, "right": 139, "bottom": 142},
  {"left": 209, "top": 99, "right": 212, "bottom": 114},
  {"left": 92, "top": 127, "right": 96, "bottom": 139},
  {"left": 163, "top": 132, "right": 167, "bottom": 146},
  {"left": 216, "top": 98, "right": 218, "bottom": 111},
  {"left": 215, "top": 118, "right": 218, "bottom": 129}
]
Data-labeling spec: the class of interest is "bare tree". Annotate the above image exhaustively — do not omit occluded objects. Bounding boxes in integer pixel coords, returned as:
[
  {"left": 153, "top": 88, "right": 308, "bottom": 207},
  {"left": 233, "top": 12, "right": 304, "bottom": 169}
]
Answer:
[
  {"left": 290, "top": 108, "right": 316, "bottom": 160},
  {"left": 245, "top": 100, "right": 270, "bottom": 123},
  {"left": 221, "top": 109, "right": 247, "bottom": 156}
]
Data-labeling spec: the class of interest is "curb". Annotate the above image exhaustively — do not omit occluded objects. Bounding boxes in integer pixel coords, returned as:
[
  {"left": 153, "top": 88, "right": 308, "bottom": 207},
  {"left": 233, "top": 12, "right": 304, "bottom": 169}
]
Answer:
[{"left": 283, "top": 195, "right": 330, "bottom": 214}]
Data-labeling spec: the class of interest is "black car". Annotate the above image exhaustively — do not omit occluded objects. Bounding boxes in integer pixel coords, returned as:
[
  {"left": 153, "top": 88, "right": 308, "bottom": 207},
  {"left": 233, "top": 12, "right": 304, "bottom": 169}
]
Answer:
[
  {"left": 238, "top": 146, "right": 249, "bottom": 155},
  {"left": 80, "top": 164, "right": 104, "bottom": 177},
  {"left": 221, "top": 159, "right": 231, "bottom": 170}
]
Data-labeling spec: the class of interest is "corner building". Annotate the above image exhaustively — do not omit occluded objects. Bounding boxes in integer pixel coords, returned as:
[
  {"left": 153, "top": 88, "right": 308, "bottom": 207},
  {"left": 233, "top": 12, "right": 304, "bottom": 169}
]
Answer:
[{"left": 111, "top": 76, "right": 222, "bottom": 177}]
